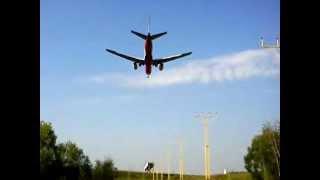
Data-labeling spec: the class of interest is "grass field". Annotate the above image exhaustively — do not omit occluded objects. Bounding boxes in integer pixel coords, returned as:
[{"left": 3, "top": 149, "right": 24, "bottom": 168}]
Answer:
[{"left": 115, "top": 170, "right": 252, "bottom": 180}]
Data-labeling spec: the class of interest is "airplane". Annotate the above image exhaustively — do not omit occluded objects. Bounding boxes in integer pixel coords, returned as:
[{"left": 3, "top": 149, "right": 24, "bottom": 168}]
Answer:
[
  {"left": 105, "top": 23, "right": 192, "bottom": 78},
  {"left": 259, "top": 35, "right": 280, "bottom": 48}
]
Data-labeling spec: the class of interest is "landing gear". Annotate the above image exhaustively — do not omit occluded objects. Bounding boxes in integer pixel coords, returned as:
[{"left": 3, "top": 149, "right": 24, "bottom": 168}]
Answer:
[
  {"left": 134, "top": 62, "right": 138, "bottom": 70},
  {"left": 159, "top": 63, "right": 164, "bottom": 71}
]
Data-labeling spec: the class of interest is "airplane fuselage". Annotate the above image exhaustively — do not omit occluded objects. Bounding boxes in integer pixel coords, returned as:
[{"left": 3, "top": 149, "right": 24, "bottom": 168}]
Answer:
[
  {"left": 106, "top": 30, "right": 192, "bottom": 78},
  {"left": 144, "top": 33, "right": 153, "bottom": 76}
]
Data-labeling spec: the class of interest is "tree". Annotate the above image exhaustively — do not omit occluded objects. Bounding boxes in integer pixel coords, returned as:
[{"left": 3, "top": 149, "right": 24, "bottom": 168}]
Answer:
[
  {"left": 263, "top": 121, "right": 280, "bottom": 177},
  {"left": 41, "top": 120, "right": 118, "bottom": 180},
  {"left": 40, "top": 121, "right": 61, "bottom": 180},
  {"left": 57, "top": 142, "right": 92, "bottom": 180},
  {"left": 41, "top": 120, "right": 93, "bottom": 180},
  {"left": 92, "top": 158, "right": 117, "bottom": 180},
  {"left": 80, "top": 156, "right": 93, "bottom": 180},
  {"left": 244, "top": 120, "right": 280, "bottom": 180}
]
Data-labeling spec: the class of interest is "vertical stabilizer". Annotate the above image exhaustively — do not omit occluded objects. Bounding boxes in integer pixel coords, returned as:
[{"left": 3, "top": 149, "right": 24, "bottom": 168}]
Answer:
[{"left": 147, "top": 16, "right": 151, "bottom": 34}]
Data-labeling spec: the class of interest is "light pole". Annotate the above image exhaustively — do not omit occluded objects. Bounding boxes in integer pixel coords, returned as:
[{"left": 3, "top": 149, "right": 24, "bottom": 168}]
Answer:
[
  {"left": 167, "top": 149, "right": 171, "bottom": 180},
  {"left": 195, "top": 112, "right": 217, "bottom": 180},
  {"left": 160, "top": 160, "right": 163, "bottom": 180},
  {"left": 178, "top": 140, "right": 184, "bottom": 180},
  {"left": 259, "top": 35, "right": 280, "bottom": 48},
  {"left": 153, "top": 168, "right": 155, "bottom": 180}
]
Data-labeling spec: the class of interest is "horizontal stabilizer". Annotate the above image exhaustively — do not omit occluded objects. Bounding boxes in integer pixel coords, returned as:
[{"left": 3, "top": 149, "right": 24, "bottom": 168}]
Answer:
[
  {"left": 131, "top": 31, "right": 147, "bottom": 40},
  {"left": 151, "top": 32, "right": 167, "bottom": 40}
]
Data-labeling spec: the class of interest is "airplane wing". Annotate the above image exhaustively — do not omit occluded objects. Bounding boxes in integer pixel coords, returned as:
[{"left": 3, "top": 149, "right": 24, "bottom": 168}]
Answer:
[
  {"left": 106, "top": 49, "right": 145, "bottom": 64},
  {"left": 153, "top": 52, "right": 192, "bottom": 64}
]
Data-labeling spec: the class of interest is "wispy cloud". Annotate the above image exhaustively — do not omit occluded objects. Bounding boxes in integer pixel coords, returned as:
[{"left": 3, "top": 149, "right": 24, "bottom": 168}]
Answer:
[{"left": 87, "top": 48, "right": 280, "bottom": 88}]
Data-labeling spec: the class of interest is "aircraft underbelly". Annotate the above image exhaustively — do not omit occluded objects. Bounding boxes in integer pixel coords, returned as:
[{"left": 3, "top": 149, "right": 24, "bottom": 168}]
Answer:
[{"left": 145, "top": 56, "right": 152, "bottom": 75}]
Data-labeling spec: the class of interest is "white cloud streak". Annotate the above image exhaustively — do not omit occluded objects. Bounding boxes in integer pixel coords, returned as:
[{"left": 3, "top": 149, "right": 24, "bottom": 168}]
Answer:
[{"left": 88, "top": 48, "right": 280, "bottom": 88}]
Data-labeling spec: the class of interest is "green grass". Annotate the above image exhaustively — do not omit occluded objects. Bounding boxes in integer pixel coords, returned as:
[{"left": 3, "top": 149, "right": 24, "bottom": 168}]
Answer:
[{"left": 115, "top": 170, "right": 252, "bottom": 180}]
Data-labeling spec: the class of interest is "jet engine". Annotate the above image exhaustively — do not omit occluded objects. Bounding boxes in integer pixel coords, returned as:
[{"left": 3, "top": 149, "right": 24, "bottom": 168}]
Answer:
[
  {"left": 134, "top": 62, "right": 138, "bottom": 70},
  {"left": 159, "top": 63, "right": 164, "bottom": 71}
]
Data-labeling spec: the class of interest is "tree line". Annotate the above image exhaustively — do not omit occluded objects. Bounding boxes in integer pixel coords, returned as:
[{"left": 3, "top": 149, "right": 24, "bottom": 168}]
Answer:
[
  {"left": 41, "top": 119, "right": 280, "bottom": 180},
  {"left": 40, "top": 120, "right": 117, "bottom": 180}
]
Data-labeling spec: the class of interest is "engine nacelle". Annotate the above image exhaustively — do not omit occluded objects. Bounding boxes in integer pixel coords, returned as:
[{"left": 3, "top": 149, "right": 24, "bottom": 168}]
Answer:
[
  {"left": 159, "top": 63, "right": 164, "bottom": 71},
  {"left": 134, "top": 62, "right": 138, "bottom": 70}
]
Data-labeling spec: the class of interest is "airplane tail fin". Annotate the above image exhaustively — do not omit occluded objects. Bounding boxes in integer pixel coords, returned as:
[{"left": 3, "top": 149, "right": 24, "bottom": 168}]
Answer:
[
  {"left": 147, "top": 16, "right": 167, "bottom": 40},
  {"left": 131, "top": 30, "right": 147, "bottom": 40},
  {"left": 151, "top": 32, "right": 167, "bottom": 40}
]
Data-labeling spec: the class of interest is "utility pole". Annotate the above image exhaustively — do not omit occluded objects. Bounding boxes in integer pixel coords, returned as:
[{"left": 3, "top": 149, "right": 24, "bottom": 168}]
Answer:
[
  {"left": 167, "top": 150, "right": 171, "bottom": 180},
  {"left": 195, "top": 112, "right": 217, "bottom": 180},
  {"left": 161, "top": 168, "right": 163, "bottom": 180},
  {"left": 153, "top": 168, "right": 155, "bottom": 180},
  {"left": 156, "top": 169, "right": 159, "bottom": 180},
  {"left": 207, "top": 145, "right": 211, "bottom": 180},
  {"left": 160, "top": 160, "right": 163, "bottom": 180},
  {"left": 178, "top": 140, "right": 184, "bottom": 180}
]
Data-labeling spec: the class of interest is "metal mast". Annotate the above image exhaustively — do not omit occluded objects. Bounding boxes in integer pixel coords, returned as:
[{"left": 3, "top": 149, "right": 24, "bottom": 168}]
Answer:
[
  {"left": 195, "top": 112, "right": 216, "bottom": 180},
  {"left": 178, "top": 140, "right": 184, "bottom": 180}
]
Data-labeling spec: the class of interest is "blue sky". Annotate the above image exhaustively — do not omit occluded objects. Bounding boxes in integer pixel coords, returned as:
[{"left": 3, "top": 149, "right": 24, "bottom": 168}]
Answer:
[{"left": 41, "top": 0, "right": 280, "bottom": 175}]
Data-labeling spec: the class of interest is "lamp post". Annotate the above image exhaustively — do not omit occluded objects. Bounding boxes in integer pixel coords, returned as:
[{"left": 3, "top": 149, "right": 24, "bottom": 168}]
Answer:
[{"left": 195, "top": 112, "right": 217, "bottom": 180}]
